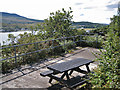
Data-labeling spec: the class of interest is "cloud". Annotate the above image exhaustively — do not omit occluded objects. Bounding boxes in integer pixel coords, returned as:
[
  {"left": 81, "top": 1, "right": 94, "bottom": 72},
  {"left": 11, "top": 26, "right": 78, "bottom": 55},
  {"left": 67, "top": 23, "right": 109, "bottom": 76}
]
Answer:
[
  {"left": 106, "top": 3, "right": 118, "bottom": 11},
  {"left": 108, "top": 0, "right": 118, "bottom": 4},
  {"left": 106, "top": 18, "right": 110, "bottom": 20},
  {"left": 0, "top": 0, "right": 117, "bottom": 24},
  {"left": 84, "top": 6, "right": 97, "bottom": 9},
  {"left": 80, "top": 14, "right": 84, "bottom": 16},
  {"left": 107, "top": 3, "right": 118, "bottom": 8},
  {"left": 75, "top": 3, "right": 83, "bottom": 5}
]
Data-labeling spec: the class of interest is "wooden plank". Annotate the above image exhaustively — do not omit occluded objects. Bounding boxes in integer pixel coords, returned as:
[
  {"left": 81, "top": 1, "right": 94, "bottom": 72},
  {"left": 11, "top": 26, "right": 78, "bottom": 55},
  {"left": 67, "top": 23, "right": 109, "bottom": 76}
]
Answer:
[
  {"left": 40, "top": 70, "right": 53, "bottom": 77},
  {"left": 64, "top": 75, "right": 87, "bottom": 88}
]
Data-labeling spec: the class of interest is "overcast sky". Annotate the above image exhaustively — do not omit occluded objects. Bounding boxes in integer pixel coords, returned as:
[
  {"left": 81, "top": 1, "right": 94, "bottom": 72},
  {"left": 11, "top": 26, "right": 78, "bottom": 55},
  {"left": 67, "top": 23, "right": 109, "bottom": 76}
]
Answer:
[{"left": 0, "top": 0, "right": 119, "bottom": 24}]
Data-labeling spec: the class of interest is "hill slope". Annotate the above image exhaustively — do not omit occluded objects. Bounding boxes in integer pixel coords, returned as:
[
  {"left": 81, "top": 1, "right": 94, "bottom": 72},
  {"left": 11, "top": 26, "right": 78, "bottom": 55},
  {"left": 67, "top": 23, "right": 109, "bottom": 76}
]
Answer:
[
  {"left": 1, "top": 12, "right": 44, "bottom": 24},
  {"left": 73, "top": 21, "right": 108, "bottom": 28},
  {"left": 0, "top": 12, "right": 108, "bottom": 32}
]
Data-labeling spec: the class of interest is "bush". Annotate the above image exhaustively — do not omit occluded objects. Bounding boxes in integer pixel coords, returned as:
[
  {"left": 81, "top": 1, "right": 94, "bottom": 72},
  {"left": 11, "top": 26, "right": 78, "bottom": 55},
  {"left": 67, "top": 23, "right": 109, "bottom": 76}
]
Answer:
[
  {"left": 89, "top": 30, "right": 120, "bottom": 88},
  {"left": 59, "top": 40, "right": 76, "bottom": 53},
  {"left": 75, "top": 34, "right": 102, "bottom": 48}
]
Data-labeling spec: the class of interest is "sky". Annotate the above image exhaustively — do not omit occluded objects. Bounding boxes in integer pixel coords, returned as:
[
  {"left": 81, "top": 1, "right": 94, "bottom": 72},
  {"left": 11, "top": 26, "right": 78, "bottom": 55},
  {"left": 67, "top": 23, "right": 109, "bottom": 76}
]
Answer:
[{"left": 0, "top": 0, "right": 119, "bottom": 24}]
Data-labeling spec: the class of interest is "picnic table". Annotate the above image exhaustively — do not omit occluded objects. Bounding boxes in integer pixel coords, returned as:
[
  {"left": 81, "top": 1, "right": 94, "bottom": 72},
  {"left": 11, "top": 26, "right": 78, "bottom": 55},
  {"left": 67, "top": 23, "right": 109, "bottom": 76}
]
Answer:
[{"left": 40, "top": 58, "right": 94, "bottom": 88}]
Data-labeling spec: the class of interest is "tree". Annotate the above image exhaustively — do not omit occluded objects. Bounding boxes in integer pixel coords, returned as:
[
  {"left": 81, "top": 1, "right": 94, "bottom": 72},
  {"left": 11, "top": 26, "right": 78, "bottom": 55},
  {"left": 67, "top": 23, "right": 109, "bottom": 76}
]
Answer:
[
  {"left": 38, "top": 7, "right": 77, "bottom": 39},
  {"left": 109, "top": 15, "right": 120, "bottom": 36}
]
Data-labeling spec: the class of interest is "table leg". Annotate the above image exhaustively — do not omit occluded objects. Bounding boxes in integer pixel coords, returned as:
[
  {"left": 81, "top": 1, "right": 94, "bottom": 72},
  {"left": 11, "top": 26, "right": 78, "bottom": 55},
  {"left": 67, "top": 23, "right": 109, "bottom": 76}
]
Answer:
[
  {"left": 49, "top": 78, "right": 53, "bottom": 83},
  {"left": 86, "top": 64, "right": 90, "bottom": 72},
  {"left": 66, "top": 72, "right": 70, "bottom": 80},
  {"left": 69, "top": 70, "right": 73, "bottom": 75},
  {"left": 61, "top": 72, "right": 66, "bottom": 79},
  {"left": 61, "top": 71, "right": 70, "bottom": 80}
]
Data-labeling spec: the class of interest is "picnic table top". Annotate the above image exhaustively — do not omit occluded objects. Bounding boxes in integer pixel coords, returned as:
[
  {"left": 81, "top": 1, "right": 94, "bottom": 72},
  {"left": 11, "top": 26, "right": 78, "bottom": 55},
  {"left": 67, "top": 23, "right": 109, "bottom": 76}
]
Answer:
[{"left": 47, "top": 58, "right": 93, "bottom": 73}]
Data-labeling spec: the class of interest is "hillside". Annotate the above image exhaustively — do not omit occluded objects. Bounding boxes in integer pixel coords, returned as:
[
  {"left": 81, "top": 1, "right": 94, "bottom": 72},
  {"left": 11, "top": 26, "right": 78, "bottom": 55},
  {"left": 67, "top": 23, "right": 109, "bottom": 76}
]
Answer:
[
  {"left": 72, "top": 21, "right": 108, "bottom": 28},
  {"left": 0, "top": 12, "right": 108, "bottom": 32},
  {"left": 1, "top": 12, "right": 44, "bottom": 24}
]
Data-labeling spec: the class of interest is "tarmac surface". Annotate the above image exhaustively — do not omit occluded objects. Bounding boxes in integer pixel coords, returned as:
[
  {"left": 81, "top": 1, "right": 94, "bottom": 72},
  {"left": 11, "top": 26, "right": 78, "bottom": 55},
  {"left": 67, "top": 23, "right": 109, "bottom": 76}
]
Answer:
[{"left": 1, "top": 47, "right": 101, "bottom": 89}]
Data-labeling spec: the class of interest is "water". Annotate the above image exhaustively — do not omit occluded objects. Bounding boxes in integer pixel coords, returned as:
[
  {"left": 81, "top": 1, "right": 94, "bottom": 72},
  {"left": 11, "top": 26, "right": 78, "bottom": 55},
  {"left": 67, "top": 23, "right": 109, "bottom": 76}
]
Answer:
[{"left": 0, "top": 31, "right": 32, "bottom": 46}]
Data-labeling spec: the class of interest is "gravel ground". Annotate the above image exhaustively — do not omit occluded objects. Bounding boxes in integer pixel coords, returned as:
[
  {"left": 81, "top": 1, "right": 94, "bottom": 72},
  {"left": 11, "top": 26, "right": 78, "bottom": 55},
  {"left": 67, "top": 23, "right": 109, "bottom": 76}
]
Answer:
[{"left": 1, "top": 47, "right": 100, "bottom": 89}]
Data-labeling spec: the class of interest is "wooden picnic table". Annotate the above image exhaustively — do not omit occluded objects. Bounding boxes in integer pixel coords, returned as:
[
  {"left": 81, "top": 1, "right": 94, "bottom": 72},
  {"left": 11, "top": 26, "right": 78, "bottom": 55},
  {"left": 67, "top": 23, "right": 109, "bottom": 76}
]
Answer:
[
  {"left": 40, "top": 58, "right": 94, "bottom": 88},
  {"left": 48, "top": 58, "right": 93, "bottom": 73}
]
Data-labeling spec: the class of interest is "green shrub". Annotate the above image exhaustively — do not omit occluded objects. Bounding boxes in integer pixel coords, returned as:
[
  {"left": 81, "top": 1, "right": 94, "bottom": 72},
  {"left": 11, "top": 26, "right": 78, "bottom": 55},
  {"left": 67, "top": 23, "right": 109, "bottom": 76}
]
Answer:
[
  {"left": 75, "top": 34, "right": 102, "bottom": 48},
  {"left": 89, "top": 30, "right": 120, "bottom": 88},
  {"left": 59, "top": 40, "right": 76, "bottom": 53}
]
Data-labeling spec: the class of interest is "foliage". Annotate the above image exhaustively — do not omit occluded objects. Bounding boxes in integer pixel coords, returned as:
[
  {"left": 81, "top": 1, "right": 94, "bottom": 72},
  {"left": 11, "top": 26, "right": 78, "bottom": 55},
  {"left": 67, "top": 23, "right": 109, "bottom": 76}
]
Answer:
[
  {"left": 92, "top": 15, "right": 120, "bottom": 36},
  {"left": 38, "top": 7, "right": 77, "bottom": 38},
  {"left": 92, "top": 26, "right": 109, "bottom": 36},
  {"left": 2, "top": 23, "right": 41, "bottom": 32},
  {"left": 89, "top": 14, "right": 120, "bottom": 88},
  {"left": 109, "top": 15, "right": 120, "bottom": 36},
  {"left": 82, "top": 34, "right": 102, "bottom": 48},
  {"left": 77, "top": 29, "right": 86, "bottom": 35},
  {"left": 59, "top": 40, "right": 76, "bottom": 53}
]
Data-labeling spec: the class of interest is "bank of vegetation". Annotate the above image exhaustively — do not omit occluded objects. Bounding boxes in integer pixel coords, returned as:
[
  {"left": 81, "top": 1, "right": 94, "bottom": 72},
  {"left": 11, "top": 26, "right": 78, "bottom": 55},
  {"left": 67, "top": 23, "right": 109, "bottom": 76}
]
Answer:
[{"left": 88, "top": 9, "right": 120, "bottom": 88}]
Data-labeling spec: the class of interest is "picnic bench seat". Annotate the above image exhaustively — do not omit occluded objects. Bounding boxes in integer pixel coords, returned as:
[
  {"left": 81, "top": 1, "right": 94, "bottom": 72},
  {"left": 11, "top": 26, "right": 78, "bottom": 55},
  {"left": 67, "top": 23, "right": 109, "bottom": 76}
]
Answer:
[
  {"left": 40, "top": 70, "right": 53, "bottom": 77},
  {"left": 66, "top": 76, "right": 88, "bottom": 88},
  {"left": 49, "top": 74, "right": 89, "bottom": 89}
]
